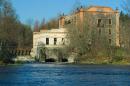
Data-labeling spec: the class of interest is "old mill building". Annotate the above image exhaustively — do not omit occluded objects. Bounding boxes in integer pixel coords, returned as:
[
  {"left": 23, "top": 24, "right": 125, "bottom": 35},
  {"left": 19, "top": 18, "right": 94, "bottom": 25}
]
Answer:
[{"left": 32, "top": 6, "right": 120, "bottom": 62}]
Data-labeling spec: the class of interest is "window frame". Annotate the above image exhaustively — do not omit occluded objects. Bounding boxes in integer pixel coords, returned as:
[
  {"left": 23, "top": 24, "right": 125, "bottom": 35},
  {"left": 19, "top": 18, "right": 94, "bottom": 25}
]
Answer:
[
  {"left": 109, "top": 29, "right": 111, "bottom": 35},
  {"left": 62, "top": 38, "right": 65, "bottom": 45},
  {"left": 109, "top": 38, "right": 111, "bottom": 44},
  {"left": 106, "top": 18, "right": 112, "bottom": 25},
  {"left": 54, "top": 38, "right": 57, "bottom": 45},
  {"left": 46, "top": 38, "right": 49, "bottom": 45},
  {"left": 97, "top": 19, "right": 102, "bottom": 27}
]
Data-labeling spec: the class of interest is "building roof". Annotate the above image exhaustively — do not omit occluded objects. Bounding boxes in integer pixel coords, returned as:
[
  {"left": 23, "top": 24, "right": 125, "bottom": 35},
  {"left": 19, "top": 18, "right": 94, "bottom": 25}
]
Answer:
[
  {"left": 85, "top": 6, "right": 118, "bottom": 13},
  {"left": 39, "top": 28, "right": 67, "bottom": 33}
]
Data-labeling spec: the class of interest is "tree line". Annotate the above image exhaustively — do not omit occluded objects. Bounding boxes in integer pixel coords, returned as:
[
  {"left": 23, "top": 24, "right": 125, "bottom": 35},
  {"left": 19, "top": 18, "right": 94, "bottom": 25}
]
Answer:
[
  {"left": 0, "top": 0, "right": 32, "bottom": 48},
  {"left": 34, "top": 17, "right": 59, "bottom": 31},
  {"left": 0, "top": 0, "right": 32, "bottom": 64}
]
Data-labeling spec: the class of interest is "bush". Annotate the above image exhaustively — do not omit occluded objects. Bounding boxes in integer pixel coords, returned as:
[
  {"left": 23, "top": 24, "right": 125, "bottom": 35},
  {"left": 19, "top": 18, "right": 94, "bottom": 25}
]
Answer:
[
  {"left": 111, "top": 48, "right": 126, "bottom": 62},
  {"left": 0, "top": 45, "right": 15, "bottom": 64},
  {"left": 112, "top": 56, "right": 123, "bottom": 62}
]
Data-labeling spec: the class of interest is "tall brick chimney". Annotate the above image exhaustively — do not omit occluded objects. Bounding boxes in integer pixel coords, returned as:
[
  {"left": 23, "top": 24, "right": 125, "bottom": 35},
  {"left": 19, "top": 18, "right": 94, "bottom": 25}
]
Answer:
[{"left": 79, "top": 6, "right": 84, "bottom": 23}]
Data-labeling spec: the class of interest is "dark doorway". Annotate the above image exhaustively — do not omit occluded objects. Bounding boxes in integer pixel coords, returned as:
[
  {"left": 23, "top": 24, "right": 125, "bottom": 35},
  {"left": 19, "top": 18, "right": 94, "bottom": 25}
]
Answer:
[
  {"left": 45, "top": 58, "right": 56, "bottom": 62},
  {"left": 62, "top": 58, "right": 68, "bottom": 62}
]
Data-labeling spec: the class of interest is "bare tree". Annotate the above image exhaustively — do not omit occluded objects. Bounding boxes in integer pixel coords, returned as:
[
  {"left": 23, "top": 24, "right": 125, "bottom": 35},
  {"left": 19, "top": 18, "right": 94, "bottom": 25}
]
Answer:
[{"left": 122, "top": 0, "right": 130, "bottom": 15}]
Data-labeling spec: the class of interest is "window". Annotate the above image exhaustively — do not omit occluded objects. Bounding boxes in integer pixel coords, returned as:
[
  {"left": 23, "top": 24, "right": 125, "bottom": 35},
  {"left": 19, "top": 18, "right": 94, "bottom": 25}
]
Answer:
[
  {"left": 99, "top": 28, "right": 101, "bottom": 35},
  {"left": 97, "top": 19, "right": 102, "bottom": 27},
  {"left": 54, "top": 38, "right": 57, "bottom": 45},
  {"left": 109, "top": 39, "right": 111, "bottom": 44},
  {"left": 46, "top": 38, "right": 49, "bottom": 45},
  {"left": 65, "top": 20, "right": 71, "bottom": 24},
  {"left": 109, "top": 19, "right": 112, "bottom": 25},
  {"left": 62, "top": 38, "right": 65, "bottom": 45},
  {"left": 109, "top": 29, "right": 111, "bottom": 35}
]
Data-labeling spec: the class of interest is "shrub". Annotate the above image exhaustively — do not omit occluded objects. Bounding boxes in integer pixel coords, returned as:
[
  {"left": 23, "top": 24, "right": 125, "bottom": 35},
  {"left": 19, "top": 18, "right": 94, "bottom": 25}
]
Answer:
[{"left": 112, "top": 56, "right": 123, "bottom": 62}]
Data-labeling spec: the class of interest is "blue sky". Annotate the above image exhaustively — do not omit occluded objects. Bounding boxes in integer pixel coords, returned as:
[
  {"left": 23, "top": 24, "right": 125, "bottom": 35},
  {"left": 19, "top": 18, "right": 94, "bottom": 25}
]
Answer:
[{"left": 11, "top": 0, "right": 123, "bottom": 24}]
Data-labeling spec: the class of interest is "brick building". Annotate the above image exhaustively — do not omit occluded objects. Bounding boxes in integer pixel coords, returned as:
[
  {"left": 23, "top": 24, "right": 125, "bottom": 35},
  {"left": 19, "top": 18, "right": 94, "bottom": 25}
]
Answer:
[{"left": 59, "top": 6, "right": 120, "bottom": 46}]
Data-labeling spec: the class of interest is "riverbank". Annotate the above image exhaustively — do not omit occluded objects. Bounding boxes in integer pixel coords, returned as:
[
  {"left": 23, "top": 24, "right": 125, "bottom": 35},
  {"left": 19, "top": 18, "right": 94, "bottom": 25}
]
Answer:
[
  {"left": 0, "top": 61, "right": 130, "bottom": 66},
  {"left": 0, "top": 56, "right": 130, "bottom": 66},
  {"left": 78, "top": 60, "right": 130, "bottom": 65},
  {"left": 75, "top": 55, "right": 130, "bottom": 65}
]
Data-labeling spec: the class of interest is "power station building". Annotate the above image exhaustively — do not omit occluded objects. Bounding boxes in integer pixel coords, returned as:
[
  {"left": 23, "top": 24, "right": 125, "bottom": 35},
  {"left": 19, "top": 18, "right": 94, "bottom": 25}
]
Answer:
[{"left": 32, "top": 6, "right": 120, "bottom": 62}]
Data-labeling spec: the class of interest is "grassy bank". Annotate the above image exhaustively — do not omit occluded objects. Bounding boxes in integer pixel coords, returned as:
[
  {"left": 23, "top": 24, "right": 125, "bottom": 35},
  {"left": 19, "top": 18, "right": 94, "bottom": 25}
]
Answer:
[
  {"left": 0, "top": 57, "right": 130, "bottom": 65},
  {"left": 0, "top": 60, "right": 15, "bottom": 65},
  {"left": 77, "top": 56, "right": 130, "bottom": 65}
]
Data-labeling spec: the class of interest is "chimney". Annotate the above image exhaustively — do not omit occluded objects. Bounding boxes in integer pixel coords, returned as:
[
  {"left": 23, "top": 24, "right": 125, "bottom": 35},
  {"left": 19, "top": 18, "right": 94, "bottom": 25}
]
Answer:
[{"left": 59, "top": 13, "right": 65, "bottom": 28}]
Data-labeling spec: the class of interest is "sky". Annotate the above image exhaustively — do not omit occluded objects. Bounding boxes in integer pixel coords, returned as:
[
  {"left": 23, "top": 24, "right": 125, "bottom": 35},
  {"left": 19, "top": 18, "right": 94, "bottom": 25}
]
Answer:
[{"left": 11, "top": 0, "right": 123, "bottom": 24}]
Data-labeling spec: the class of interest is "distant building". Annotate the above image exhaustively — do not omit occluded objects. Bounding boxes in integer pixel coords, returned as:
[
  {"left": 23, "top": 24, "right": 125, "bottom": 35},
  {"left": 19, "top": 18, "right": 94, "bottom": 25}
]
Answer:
[
  {"left": 31, "top": 28, "right": 67, "bottom": 60},
  {"left": 32, "top": 6, "right": 120, "bottom": 62},
  {"left": 33, "top": 28, "right": 67, "bottom": 49},
  {"left": 59, "top": 6, "right": 120, "bottom": 47}
]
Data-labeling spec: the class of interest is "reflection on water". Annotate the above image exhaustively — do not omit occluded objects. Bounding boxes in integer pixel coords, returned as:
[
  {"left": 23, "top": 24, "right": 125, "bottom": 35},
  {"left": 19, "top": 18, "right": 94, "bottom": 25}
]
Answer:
[{"left": 0, "top": 64, "right": 130, "bottom": 86}]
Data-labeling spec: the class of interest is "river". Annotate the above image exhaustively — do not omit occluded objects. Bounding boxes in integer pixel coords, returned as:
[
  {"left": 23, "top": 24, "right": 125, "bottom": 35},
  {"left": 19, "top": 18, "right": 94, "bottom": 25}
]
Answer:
[{"left": 0, "top": 64, "right": 130, "bottom": 86}]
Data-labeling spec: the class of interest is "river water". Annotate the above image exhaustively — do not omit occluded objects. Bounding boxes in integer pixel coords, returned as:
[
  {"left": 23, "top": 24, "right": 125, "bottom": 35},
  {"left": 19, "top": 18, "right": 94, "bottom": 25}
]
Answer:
[{"left": 0, "top": 64, "right": 130, "bottom": 86}]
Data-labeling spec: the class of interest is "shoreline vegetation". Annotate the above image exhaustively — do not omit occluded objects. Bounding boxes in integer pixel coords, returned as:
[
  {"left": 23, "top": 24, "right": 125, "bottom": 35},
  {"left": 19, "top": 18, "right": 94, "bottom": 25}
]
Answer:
[
  {"left": 0, "top": 56, "right": 130, "bottom": 66},
  {"left": 0, "top": 63, "right": 130, "bottom": 66}
]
